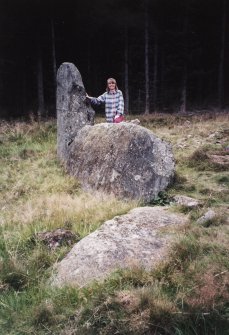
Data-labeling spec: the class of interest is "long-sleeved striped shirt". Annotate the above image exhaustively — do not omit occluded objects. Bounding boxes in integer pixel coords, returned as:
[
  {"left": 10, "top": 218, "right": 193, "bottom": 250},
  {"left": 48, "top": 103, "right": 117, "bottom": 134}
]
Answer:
[{"left": 90, "top": 90, "right": 124, "bottom": 123}]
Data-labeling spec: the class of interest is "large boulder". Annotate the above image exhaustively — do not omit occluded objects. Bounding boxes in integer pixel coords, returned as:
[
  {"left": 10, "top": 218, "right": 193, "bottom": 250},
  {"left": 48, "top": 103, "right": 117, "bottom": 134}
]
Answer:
[
  {"left": 56, "top": 62, "right": 95, "bottom": 162},
  {"left": 51, "top": 206, "right": 188, "bottom": 287},
  {"left": 66, "top": 123, "right": 175, "bottom": 202}
]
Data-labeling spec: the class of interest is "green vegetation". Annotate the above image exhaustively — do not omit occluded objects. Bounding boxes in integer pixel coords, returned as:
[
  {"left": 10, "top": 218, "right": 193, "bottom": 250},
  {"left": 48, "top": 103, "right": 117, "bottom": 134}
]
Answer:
[
  {"left": 0, "top": 113, "right": 228, "bottom": 334},
  {"left": 148, "top": 191, "right": 172, "bottom": 206}
]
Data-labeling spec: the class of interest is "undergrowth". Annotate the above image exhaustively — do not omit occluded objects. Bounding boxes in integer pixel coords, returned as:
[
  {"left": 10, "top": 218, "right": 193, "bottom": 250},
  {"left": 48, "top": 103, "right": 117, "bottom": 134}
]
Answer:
[{"left": 0, "top": 113, "right": 228, "bottom": 334}]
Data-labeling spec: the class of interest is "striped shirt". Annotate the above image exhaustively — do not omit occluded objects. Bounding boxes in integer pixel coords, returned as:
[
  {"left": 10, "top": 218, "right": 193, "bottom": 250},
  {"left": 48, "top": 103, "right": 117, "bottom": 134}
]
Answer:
[{"left": 91, "top": 89, "right": 124, "bottom": 123}]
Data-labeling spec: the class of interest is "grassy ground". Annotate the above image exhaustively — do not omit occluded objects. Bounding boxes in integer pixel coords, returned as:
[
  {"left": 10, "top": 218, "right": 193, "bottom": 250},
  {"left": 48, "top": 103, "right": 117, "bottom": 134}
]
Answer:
[{"left": 0, "top": 113, "right": 228, "bottom": 334}]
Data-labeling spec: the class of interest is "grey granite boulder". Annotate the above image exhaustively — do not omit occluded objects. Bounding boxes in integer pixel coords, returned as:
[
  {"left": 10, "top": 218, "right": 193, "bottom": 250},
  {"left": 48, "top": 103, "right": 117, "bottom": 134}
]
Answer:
[
  {"left": 56, "top": 62, "right": 95, "bottom": 162},
  {"left": 66, "top": 123, "right": 175, "bottom": 202},
  {"left": 51, "top": 206, "right": 188, "bottom": 288},
  {"left": 173, "top": 195, "right": 202, "bottom": 208},
  {"left": 196, "top": 209, "right": 216, "bottom": 225}
]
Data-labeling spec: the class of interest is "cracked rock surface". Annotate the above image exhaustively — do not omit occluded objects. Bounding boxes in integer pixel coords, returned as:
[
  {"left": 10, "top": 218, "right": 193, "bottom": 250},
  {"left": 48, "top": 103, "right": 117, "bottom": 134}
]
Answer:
[
  {"left": 67, "top": 123, "right": 175, "bottom": 201},
  {"left": 51, "top": 206, "right": 188, "bottom": 287}
]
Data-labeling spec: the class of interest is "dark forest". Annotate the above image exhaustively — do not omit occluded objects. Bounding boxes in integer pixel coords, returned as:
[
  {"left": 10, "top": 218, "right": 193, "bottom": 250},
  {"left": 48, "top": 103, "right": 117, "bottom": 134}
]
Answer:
[{"left": 0, "top": 0, "right": 228, "bottom": 118}]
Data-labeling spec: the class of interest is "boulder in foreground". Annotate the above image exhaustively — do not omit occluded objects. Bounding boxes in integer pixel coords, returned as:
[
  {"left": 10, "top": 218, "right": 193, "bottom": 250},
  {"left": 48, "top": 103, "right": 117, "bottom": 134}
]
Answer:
[
  {"left": 67, "top": 123, "right": 175, "bottom": 201},
  {"left": 51, "top": 206, "right": 188, "bottom": 287}
]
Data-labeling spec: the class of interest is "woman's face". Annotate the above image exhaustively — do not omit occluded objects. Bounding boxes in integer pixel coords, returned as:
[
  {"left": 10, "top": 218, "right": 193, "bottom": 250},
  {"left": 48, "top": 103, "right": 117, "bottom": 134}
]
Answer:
[{"left": 107, "top": 80, "right": 116, "bottom": 90}]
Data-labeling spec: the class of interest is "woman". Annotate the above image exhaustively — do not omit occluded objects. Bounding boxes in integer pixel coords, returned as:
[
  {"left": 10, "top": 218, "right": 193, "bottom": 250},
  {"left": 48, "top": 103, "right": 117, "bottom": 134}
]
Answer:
[{"left": 86, "top": 78, "right": 124, "bottom": 123}]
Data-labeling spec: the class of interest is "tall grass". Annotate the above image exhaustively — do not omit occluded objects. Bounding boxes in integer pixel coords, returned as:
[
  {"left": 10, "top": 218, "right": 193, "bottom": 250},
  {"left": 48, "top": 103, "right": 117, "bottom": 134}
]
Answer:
[{"left": 0, "top": 113, "right": 228, "bottom": 334}]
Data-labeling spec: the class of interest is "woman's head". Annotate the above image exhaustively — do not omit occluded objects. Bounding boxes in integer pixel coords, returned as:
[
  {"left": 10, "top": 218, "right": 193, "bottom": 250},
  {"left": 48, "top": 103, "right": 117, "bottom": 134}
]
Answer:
[{"left": 106, "top": 78, "right": 118, "bottom": 91}]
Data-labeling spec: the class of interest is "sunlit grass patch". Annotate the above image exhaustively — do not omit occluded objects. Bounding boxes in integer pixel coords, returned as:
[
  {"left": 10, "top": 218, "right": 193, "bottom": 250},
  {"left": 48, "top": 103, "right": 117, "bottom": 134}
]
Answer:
[
  {"left": 0, "top": 119, "right": 56, "bottom": 156},
  {"left": 0, "top": 120, "right": 60, "bottom": 205},
  {"left": 3, "top": 191, "right": 137, "bottom": 244}
]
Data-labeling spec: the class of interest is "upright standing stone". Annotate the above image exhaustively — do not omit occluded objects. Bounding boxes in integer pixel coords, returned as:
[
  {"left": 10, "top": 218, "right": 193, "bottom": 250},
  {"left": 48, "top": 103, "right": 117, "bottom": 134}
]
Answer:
[{"left": 56, "top": 62, "right": 95, "bottom": 162}]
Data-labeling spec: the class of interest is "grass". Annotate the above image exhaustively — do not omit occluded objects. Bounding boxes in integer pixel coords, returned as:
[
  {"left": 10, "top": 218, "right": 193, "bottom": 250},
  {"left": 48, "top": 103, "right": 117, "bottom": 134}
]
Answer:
[{"left": 0, "top": 113, "right": 228, "bottom": 334}]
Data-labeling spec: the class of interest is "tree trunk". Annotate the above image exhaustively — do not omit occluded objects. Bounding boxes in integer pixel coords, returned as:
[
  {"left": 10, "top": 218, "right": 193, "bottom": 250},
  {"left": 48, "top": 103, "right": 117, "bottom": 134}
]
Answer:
[
  {"left": 144, "top": 0, "right": 150, "bottom": 114},
  {"left": 37, "top": 39, "right": 45, "bottom": 121},
  {"left": 180, "top": 66, "right": 187, "bottom": 114},
  {"left": 87, "top": 40, "right": 91, "bottom": 79},
  {"left": 51, "top": 19, "right": 57, "bottom": 88},
  {"left": 124, "top": 24, "right": 129, "bottom": 114},
  {"left": 160, "top": 46, "right": 165, "bottom": 111},
  {"left": 152, "top": 25, "right": 158, "bottom": 113},
  {"left": 180, "top": 1, "right": 188, "bottom": 114},
  {"left": 218, "top": 0, "right": 226, "bottom": 110},
  {"left": 22, "top": 70, "right": 27, "bottom": 115}
]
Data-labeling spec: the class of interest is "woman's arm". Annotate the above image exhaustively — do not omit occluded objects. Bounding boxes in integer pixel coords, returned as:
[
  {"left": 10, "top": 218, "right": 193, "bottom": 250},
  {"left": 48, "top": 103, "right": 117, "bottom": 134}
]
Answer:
[{"left": 87, "top": 92, "right": 106, "bottom": 106}]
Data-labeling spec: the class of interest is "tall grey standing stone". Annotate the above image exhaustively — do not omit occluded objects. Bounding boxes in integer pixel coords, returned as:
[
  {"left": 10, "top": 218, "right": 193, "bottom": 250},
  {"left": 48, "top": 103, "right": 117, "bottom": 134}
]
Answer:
[{"left": 56, "top": 62, "right": 95, "bottom": 162}]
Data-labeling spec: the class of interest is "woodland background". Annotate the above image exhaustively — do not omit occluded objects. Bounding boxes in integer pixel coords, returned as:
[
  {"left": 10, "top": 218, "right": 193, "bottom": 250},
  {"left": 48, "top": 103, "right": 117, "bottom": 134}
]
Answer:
[
  {"left": 1, "top": 1, "right": 229, "bottom": 332},
  {"left": 0, "top": 0, "right": 228, "bottom": 119}
]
